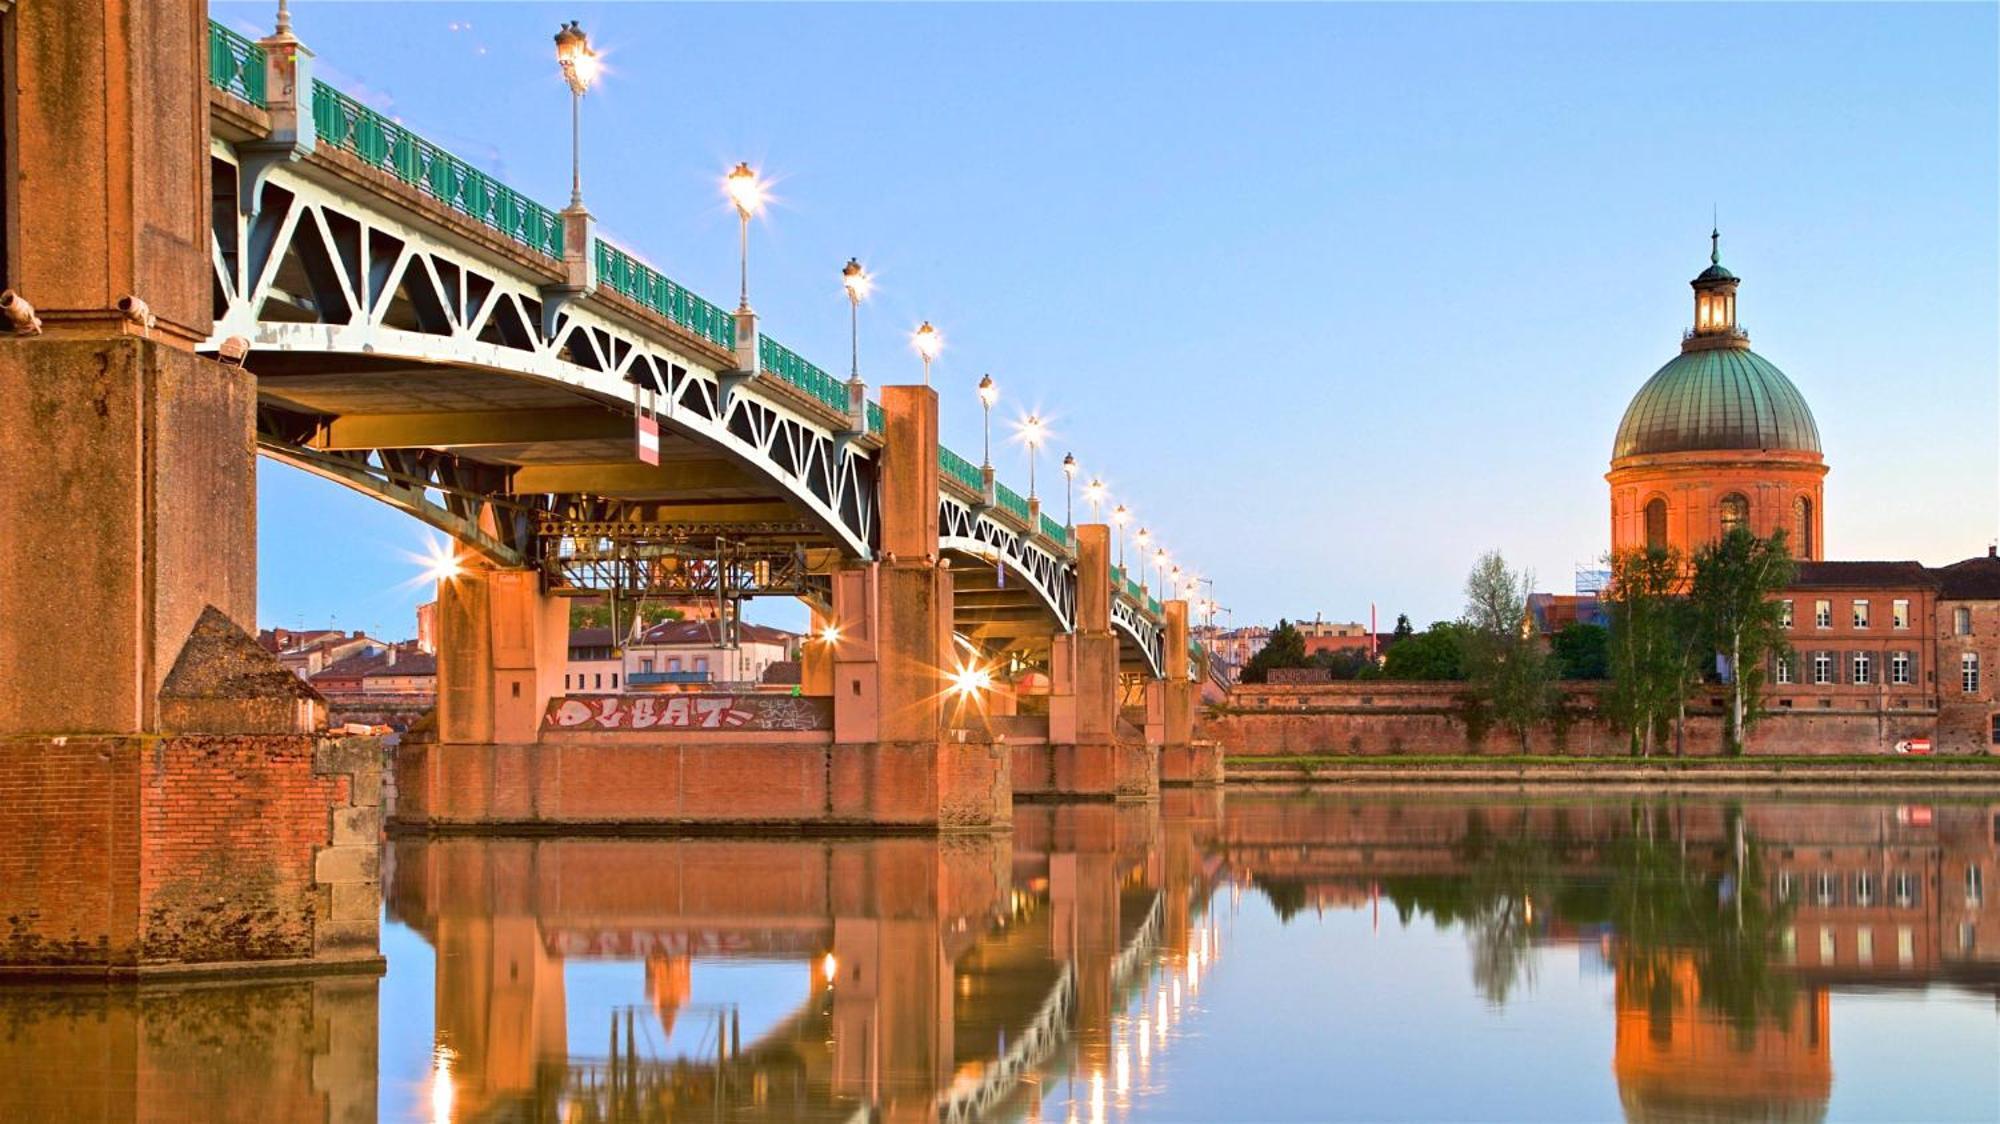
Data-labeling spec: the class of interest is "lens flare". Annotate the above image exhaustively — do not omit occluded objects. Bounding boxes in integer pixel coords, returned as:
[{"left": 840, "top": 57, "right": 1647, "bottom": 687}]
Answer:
[
  {"left": 430, "top": 1043, "right": 456, "bottom": 1123},
  {"left": 725, "top": 162, "right": 766, "bottom": 217}
]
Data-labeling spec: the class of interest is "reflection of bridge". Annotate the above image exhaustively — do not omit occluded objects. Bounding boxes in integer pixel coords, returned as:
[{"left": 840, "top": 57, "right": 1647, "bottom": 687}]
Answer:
[{"left": 386, "top": 796, "right": 1221, "bottom": 1122}]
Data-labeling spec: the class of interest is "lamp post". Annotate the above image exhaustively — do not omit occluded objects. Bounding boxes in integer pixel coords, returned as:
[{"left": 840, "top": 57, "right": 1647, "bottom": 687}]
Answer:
[
  {"left": 1113, "top": 505, "right": 1129, "bottom": 570},
  {"left": 553, "top": 22, "right": 599, "bottom": 208},
  {"left": 1062, "top": 453, "right": 1077, "bottom": 532},
  {"left": 912, "top": 321, "right": 941, "bottom": 384},
  {"left": 725, "top": 163, "right": 765, "bottom": 313},
  {"left": 977, "top": 374, "right": 997, "bottom": 466},
  {"left": 841, "top": 258, "right": 869, "bottom": 381},
  {"left": 1019, "top": 414, "right": 1045, "bottom": 503},
  {"left": 1084, "top": 478, "right": 1105, "bottom": 522},
  {"left": 1135, "top": 527, "right": 1152, "bottom": 589},
  {"left": 1153, "top": 548, "right": 1169, "bottom": 597}
]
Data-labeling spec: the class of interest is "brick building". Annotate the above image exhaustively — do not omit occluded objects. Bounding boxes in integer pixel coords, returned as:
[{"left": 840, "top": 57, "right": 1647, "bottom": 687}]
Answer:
[{"left": 1933, "top": 549, "right": 2000, "bottom": 751}]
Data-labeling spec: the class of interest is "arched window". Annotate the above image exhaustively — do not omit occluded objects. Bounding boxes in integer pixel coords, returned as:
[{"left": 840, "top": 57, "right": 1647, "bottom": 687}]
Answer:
[
  {"left": 1644, "top": 498, "right": 1668, "bottom": 549},
  {"left": 1793, "top": 496, "right": 1813, "bottom": 558},
  {"left": 1720, "top": 493, "right": 1750, "bottom": 536}
]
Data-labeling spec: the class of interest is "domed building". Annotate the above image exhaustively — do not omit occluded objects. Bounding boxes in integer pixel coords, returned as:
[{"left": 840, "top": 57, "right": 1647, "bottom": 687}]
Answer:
[{"left": 1608, "top": 234, "right": 1827, "bottom": 561}]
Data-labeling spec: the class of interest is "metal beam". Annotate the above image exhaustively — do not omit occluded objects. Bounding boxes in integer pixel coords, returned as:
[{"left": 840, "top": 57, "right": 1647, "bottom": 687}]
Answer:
[
  {"left": 311, "top": 408, "right": 631, "bottom": 450},
  {"left": 510, "top": 460, "right": 766, "bottom": 496}
]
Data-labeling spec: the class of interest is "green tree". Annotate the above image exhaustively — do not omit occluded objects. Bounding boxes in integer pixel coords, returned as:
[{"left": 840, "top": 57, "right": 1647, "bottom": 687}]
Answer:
[
  {"left": 1390, "top": 613, "right": 1416, "bottom": 647},
  {"left": 1311, "top": 647, "right": 1377, "bottom": 680},
  {"left": 1381, "top": 622, "right": 1468, "bottom": 680},
  {"left": 1240, "top": 619, "right": 1308, "bottom": 684},
  {"left": 1691, "top": 528, "right": 1796, "bottom": 755},
  {"left": 1550, "top": 623, "right": 1610, "bottom": 680},
  {"left": 1460, "top": 551, "right": 1559, "bottom": 754},
  {"left": 1602, "top": 546, "right": 1690, "bottom": 757}
]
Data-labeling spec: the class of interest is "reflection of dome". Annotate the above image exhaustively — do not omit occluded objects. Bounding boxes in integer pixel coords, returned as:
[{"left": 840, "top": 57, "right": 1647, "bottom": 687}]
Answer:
[
  {"left": 1613, "top": 347, "right": 1821, "bottom": 459},
  {"left": 1613, "top": 956, "right": 1830, "bottom": 1124}
]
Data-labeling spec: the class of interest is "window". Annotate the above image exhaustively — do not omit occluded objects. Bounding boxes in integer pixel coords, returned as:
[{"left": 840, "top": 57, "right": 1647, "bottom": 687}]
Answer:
[
  {"left": 694, "top": 656, "right": 710, "bottom": 674},
  {"left": 611, "top": 673, "right": 618, "bottom": 688},
  {"left": 1781, "top": 927, "right": 1797, "bottom": 964},
  {"left": 1780, "top": 600, "right": 1795, "bottom": 628},
  {"left": 1961, "top": 923, "right": 1978, "bottom": 953},
  {"left": 1812, "top": 871, "right": 1840, "bottom": 907},
  {"left": 1852, "top": 600, "right": 1870, "bottom": 629},
  {"left": 593, "top": 673, "right": 602, "bottom": 689},
  {"left": 1815, "top": 600, "right": 1832, "bottom": 629},
  {"left": 1968, "top": 864, "right": 1984, "bottom": 906},
  {"left": 1776, "top": 871, "right": 1798, "bottom": 903},
  {"left": 1812, "top": 651, "right": 1833, "bottom": 685},
  {"left": 1793, "top": 496, "right": 1813, "bottom": 558},
  {"left": 1891, "top": 871, "right": 1919, "bottom": 908},
  {"left": 1857, "top": 927, "right": 1874, "bottom": 965},
  {"left": 1719, "top": 493, "right": 1750, "bottom": 535},
  {"left": 1774, "top": 655, "right": 1793, "bottom": 685},
  {"left": 564, "top": 674, "right": 572, "bottom": 689},
  {"left": 1892, "top": 599, "right": 1910, "bottom": 629},
  {"left": 1852, "top": 652, "right": 1872, "bottom": 685},
  {"left": 1897, "top": 926, "right": 1915, "bottom": 966},
  {"left": 1855, "top": 871, "right": 1878, "bottom": 907},
  {"left": 1966, "top": 652, "right": 1982, "bottom": 694},
  {"left": 668, "top": 658, "right": 682, "bottom": 673},
  {"left": 1956, "top": 607, "right": 1974, "bottom": 635},
  {"left": 1817, "top": 926, "right": 1836, "bottom": 963},
  {"left": 1644, "top": 498, "right": 1668, "bottom": 549},
  {"left": 640, "top": 658, "right": 654, "bottom": 673},
  {"left": 1891, "top": 651, "right": 1911, "bottom": 685}
]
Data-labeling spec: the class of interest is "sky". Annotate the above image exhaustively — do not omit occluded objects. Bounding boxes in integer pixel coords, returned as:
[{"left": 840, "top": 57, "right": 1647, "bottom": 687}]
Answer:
[{"left": 229, "top": 2, "right": 2000, "bottom": 639}]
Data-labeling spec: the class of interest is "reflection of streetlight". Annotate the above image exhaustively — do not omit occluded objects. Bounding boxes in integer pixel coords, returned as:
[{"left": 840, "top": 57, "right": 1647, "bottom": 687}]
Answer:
[
  {"left": 725, "top": 162, "right": 765, "bottom": 311},
  {"left": 821, "top": 951, "right": 838, "bottom": 984},
  {"left": 977, "top": 374, "right": 997, "bottom": 466},
  {"left": 553, "top": 22, "right": 598, "bottom": 207},
  {"left": 1084, "top": 477, "right": 1106, "bottom": 522},
  {"left": 841, "top": 258, "right": 870, "bottom": 381},
  {"left": 912, "top": 321, "right": 941, "bottom": 383}
]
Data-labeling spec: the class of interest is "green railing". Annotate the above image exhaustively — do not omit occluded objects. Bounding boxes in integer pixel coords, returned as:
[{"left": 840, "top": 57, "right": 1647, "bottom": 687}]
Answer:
[
  {"left": 1127, "top": 577, "right": 1147, "bottom": 602},
  {"left": 312, "top": 80, "right": 563, "bottom": 257},
  {"left": 995, "top": 483, "right": 1031, "bottom": 522},
  {"left": 208, "top": 22, "right": 267, "bottom": 107},
  {"left": 759, "top": 336, "right": 848, "bottom": 414},
  {"left": 939, "top": 447, "right": 983, "bottom": 493},
  {"left": 866, "top": 402, "right": 885, "bottom": 436},
  {"left": 1148, "top": 595, "right": 1163, "bottom": 615},
  {"left": 593, "top": 241, "right": 736, "bottom": 351},
  {"left": 1039, "top": 513, "right": 1067, "bottom": 542}
]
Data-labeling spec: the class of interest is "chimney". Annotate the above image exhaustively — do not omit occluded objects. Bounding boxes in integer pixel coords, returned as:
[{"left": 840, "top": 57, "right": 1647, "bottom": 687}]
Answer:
[
  {"left": 1989, "top": 542, "right": 1997, "bottom": 558},
  {"left": 386, "top": 645, "right": 398, "bottom": 667}
]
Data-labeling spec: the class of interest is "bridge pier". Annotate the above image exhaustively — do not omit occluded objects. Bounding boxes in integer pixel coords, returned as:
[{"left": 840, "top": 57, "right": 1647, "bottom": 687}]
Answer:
[
  {"left": 1155, "top": 600, "right": 1223, "bottom": 785},
  {"left": 0, "top": 0, "right": 381, "bottom": 976},
  {"left": 1019, "top": 524, "right": 1157, "bottom": 801}
]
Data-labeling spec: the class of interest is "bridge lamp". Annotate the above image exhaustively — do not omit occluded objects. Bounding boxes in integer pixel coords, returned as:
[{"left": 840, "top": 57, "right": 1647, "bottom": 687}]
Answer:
[
  {"left": 1062, "top": 453, "right": 1077, "bottom": 531},
  {"left": 912, "top": 321, "right": 942, "bottom": 384},
  {"left": 1153, "top": 547, "right": 1169, "bottom": 594},
  {"left": 725, "top": 162, "right": 766, "bottom": 312},
  {"left": 1084, "top": 477, "right": 1106, "bottom": 522},
  {"left": 841, "top": 258, "right": 870, "bottom": 381},
  {"left": 553, "top": 21, "right": 598, "bottom": 207},
  {"left": 1017, "top": 414, "right": 1046, "bottom": 501},
  {"left": 1113, "top": 506, "right": 1130, "bottom": 569},
  {"left": 818, "top": 622, "right": 842, "bottom": 647},
  {"left": 977, "top": 374, "right": 998, "bottom": 467}
]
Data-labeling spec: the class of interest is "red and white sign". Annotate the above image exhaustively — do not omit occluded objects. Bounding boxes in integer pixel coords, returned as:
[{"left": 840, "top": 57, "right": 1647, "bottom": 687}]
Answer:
[
  {"left": 636, "top": 414, "right": 660, "bottom": 465},
  {"left": 544, "top": 693, "right": 833, "bottom": 732},
  {"left": 1894, "top": 737, "right": 1933, "bottom": 756}
]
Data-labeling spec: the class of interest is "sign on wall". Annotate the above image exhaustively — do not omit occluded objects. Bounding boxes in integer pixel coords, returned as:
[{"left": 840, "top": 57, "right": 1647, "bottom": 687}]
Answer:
[{"left": 544, "top": 693, "right": 833, "bottom": 732}]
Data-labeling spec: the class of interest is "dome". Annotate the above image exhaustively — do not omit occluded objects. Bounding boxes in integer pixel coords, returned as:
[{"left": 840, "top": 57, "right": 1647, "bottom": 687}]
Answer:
[{"left": 1613, "top": 346, "right": 1821, "bottom": 459}]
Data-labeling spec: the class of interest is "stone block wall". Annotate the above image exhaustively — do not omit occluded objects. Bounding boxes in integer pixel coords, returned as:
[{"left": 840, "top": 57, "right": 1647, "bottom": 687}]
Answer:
[{"left": 0, "top": 733, "right": 382, "bottom": 972}]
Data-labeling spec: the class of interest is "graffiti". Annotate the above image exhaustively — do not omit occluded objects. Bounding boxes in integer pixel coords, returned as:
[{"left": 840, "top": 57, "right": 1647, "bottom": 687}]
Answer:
[
  {"left": 544, "top": 928, "right": 829, "bottom": 958},
  {"left": 544, "top": 693, "right": 834, "bottom": 732}
]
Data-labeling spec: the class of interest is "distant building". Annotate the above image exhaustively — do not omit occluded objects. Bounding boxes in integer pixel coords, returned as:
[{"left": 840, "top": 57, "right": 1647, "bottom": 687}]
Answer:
[
  {"left": 259, "top": 629, "right": 378, "bottom": 680},
  {"left": 308, "top": 641, "right": 434, "bottom": 699},
  {"left": 561, "top": 620, "right": 800, "bottom": 693}
]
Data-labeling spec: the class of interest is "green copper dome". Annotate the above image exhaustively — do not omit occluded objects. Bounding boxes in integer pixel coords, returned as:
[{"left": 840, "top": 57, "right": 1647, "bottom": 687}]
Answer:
[{"left": 1613, "top": 346, "right": 1821, "bottom": 459}]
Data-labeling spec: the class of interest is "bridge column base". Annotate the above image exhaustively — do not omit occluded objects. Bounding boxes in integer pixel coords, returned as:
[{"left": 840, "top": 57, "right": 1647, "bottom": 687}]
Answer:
[
  {"left": 830, "top": 737, "right": 1012, "bottom": 830},
  {"left": 1161, "top": 741, "right": 1224, "bottom": 786},
  {"left": 1011, "top": 740, "right": 1158, "bottom": 802}
]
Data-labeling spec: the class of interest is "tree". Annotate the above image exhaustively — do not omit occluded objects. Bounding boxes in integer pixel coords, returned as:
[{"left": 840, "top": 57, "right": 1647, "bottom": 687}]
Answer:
[
  {"left": 1311, "top": 647, "right": 1377, "bottom": 680},
  {"left": 1691, "top": 528, "right": 1796, "bottom": 755},
  {"left": 1460, "top": 551, "right": 1559, "bottom": 753},
  {"left": 1602, "top": 546, "right": 1690, "bottom": 758},
  {"left": 1390, "top": 613, "right": 1416, "bottom": 647},
  {"left": 1240, "top": 619, "right": 1308, "bottom": 684},
  {"left": 1550, "top": 623, "right": 1610, "bottom": 680},
  {"left": 1381, "top": 622, "right": 1468, "bottom": 680}
]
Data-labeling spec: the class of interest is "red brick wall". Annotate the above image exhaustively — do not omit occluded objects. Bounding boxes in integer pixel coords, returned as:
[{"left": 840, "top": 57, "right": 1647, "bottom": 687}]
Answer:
[
  {"left": 0, "top": 734, "right": 371, "bottom": 969},
  {"left": 1938, "top": 598, "right": 2000, "bottom": 753},
  {"left": 1202, "top": 683, "right": 1942, "bottom": 757}
]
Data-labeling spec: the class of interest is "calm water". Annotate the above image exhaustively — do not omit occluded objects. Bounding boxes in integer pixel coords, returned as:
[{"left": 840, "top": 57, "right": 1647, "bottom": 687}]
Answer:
[{"left": 5, "top": 790, "right": 1998, "bottom": 1122}]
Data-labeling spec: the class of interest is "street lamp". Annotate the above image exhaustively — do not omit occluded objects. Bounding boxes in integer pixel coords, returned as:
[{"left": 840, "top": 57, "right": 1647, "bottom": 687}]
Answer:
[
  {"left": 1062, "top": 453, "right": 1077, "bottom": 531},
  {"left": 1112, "top": 505, "right": 1130, "bottom": 569},
  {"left": 1135, "top": 527, "right": 1152, "bottom": 588},
  {"left": 1018, "top": 414, "right": 1046, "bottom": 502},
  {"left": 912, "top": 321, "right": 941, "bottom": 384},
  {"left": 1084, "top": 477, "right": 1105, "bottom": 522},
  {"left": 553, "top": 21, "right": 599, "bottom": 207},
  {"left": 977, "top": 374, "right": 997, "bottom": 467},
  {"left": 1153, "top": 547, "right": 1169, "bottom": 596},
  {"left": 725, "top": 162, "right": 765, "bottom": 312},
  {"left": 841, "top": 258, "right": 869, "bottom": 381}
]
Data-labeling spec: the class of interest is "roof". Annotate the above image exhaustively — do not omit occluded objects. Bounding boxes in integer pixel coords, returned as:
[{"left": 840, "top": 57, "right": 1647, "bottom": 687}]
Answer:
[
  {"left": 634, "top": 620, "right": 797, "bottom": 647},
  {"left": 1614, "top": 346, "right": 1821, "bottom": 459},
  {"left": 1692, "top": 262, "right": 1738, "bottom": 285},
  {"left": 1788, "top": 561, "right": 1936, "bottom": 590},
  {"left": 568, "top": 626, "right": 616, "bottom": 649},
  {"left": 310, "top": 645, "right": 433, "bottom": 684},
  {"left": 1931, "top": 552, "right": 2000, "bottom": 600}
]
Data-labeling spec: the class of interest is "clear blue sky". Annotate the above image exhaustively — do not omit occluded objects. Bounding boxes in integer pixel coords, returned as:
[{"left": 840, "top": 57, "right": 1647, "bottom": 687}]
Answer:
[{"left": 230, "top": 2, "right": 1999, "bottom": 639}]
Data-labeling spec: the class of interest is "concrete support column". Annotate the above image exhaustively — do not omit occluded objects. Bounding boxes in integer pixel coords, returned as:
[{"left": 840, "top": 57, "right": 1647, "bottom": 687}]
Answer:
[
  {"left": 802, "top": 608, "right": 835, "bottom": 696},
  {"left": 435, "top": 567, "right": 568, "bottom": 746},
  {"left": 1019, "top": 525, "right": 1149, "bottom": 800},
  {"left": 1158, "top": 599, "right": 1220, "bottom": 784}
]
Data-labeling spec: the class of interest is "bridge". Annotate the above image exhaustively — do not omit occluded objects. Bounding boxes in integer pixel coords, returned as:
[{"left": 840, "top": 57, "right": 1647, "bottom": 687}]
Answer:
[{"left": 0, "top": 0, "right": 1224, "bottom": 921}]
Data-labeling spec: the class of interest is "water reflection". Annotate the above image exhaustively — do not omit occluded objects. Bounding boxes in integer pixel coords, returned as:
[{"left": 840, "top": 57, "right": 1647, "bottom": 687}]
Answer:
[{"left": 0, "top": 790, "right": 1993, "bottom": 1121}]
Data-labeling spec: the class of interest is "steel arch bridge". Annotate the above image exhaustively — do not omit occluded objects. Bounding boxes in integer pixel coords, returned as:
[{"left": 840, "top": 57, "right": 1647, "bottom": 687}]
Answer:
[{"left": 203, "top": 25, "right": 1182, "bottom": 679}]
